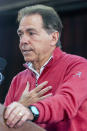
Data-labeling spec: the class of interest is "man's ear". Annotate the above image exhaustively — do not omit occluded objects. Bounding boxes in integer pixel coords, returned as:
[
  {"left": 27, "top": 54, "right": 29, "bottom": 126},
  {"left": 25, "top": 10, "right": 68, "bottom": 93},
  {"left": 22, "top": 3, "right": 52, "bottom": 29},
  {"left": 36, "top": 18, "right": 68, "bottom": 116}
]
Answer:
[{"left": 50, "top": 31, "right": 59, "bottom": 46}]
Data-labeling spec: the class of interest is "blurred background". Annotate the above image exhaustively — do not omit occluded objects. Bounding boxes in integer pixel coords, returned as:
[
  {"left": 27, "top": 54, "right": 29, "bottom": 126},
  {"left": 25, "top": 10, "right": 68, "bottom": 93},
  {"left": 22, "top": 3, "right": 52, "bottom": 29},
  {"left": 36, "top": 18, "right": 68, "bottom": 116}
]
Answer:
[{"left": 0, "top": 0, "right": 87, "bottom": 103}]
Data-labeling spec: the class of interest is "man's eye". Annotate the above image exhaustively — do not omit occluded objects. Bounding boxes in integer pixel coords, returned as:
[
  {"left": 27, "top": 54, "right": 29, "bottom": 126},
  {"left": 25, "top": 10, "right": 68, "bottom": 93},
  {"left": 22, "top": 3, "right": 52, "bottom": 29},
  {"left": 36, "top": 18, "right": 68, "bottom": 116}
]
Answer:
[
  {"left": 29, "top": 32, "right": 36, "bottom": 35},
  {"left": 18, "top": 33, "right": 22, "bottom": 38}
]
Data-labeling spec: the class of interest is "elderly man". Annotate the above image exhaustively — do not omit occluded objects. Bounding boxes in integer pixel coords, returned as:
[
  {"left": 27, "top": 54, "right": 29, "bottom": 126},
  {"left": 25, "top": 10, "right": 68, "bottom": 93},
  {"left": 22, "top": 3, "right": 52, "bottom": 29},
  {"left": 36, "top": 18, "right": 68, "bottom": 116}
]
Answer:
[{"left": 4, "top": 4, "right": 87, "bottom": 131}]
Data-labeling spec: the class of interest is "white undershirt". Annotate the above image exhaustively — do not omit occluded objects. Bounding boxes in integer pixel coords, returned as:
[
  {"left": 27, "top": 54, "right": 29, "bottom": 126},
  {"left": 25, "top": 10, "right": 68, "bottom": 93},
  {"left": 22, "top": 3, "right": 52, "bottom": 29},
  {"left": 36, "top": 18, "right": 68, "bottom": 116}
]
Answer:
[{"left": 27, "top": 56, "right": 52, "bottom": 80}]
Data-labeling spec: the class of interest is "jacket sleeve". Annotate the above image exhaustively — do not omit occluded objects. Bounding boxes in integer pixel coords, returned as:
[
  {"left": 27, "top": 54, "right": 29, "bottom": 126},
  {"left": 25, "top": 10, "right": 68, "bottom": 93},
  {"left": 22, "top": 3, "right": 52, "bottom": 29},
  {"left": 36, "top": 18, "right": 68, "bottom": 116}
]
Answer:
[
  {"left": 4, "top": 76, "right": 18, "bottom": 106},
  {"left": 32, "top": 62, "right": 87, "bottom": 124}
]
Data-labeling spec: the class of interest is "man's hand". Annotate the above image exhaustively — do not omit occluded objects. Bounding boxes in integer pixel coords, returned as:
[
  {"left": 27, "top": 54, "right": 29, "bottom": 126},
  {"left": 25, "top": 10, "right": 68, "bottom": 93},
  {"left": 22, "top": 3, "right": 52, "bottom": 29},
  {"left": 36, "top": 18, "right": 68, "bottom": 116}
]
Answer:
[
  {"left": 19, "top": 81, "right": 52, "bottom": 106},
  {"left": 4, "top": 81, "right": 52, "bottom": 128},
  {"left": 4, "top": 102, "right": 34, "bottom": 128}
]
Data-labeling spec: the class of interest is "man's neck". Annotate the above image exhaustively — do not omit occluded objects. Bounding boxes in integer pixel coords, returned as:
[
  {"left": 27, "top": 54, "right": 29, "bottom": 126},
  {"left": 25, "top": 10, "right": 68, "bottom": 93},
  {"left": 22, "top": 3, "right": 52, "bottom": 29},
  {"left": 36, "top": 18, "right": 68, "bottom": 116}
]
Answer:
[
  {"left": 32, "top": 54, "right": 52, "bottom": 74},
  {"left": 31, "top": 47, "right": 56, "bottom": 73}
]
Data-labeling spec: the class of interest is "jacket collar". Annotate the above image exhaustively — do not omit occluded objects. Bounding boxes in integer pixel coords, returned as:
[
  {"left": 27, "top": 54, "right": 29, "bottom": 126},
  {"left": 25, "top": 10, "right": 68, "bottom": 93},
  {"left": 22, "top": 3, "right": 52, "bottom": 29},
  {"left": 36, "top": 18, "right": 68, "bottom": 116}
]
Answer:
[{"left": 23, "top": 47, "right": 63, "bottom": 69}]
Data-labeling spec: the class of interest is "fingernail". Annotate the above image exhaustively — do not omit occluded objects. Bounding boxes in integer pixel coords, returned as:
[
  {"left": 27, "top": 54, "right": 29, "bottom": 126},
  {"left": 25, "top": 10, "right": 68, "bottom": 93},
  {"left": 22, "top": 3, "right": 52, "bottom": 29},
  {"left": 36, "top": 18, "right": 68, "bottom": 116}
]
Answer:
[
  {"left": 4, "top": 115, "right": 7, "bottom": 119},
  {"left": 45, "top": 81, "right": 48, "bottom": 84},
  {"left": 6, "top": 121, "right": 9, "bottom": 125},
  {"left": 48, "top": 86, "right": 52, "bottom": 89},
  {"left": 49, "top": 93, "right": 53, "bottom": 96},
  {"left": 10, "top": 124, "right": 14, "bottom": 128}
]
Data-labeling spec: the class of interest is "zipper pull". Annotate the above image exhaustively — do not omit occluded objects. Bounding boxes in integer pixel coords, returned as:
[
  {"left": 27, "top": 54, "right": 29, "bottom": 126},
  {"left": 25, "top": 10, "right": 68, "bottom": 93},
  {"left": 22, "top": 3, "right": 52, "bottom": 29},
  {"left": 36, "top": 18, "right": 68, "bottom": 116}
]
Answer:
[{"left": 36, "top": 79, "right": 38, "bottom": 87}]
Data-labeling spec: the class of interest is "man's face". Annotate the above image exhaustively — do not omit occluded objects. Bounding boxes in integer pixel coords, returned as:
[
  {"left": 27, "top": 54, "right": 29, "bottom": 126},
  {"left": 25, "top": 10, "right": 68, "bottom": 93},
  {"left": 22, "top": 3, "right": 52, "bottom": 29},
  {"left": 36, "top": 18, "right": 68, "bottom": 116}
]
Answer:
[{"left": 17, "top": 14, "right": 54, "bottom": 63}]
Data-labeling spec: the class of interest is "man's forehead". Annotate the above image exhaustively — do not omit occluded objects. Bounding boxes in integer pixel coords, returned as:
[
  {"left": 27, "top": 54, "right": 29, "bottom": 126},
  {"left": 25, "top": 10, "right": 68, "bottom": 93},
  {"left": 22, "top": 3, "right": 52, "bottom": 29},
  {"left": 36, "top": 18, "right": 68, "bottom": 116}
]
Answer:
[
  {"left": 18, "top": 16, "right": 42, "bottom": 29},
  {"left": 17, "top": 26, "right": 37, "bottom": 33}
]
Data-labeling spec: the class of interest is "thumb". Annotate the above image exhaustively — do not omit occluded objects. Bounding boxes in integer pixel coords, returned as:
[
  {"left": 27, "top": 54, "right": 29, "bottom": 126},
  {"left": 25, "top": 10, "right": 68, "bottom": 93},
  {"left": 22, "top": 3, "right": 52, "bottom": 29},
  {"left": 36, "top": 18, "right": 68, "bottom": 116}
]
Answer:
[
  {"left": 19, "top": 82, "right": 30, "bottom": 102},
  {"left": 23, "top": 81, "right": 30, "bottom": 94}
]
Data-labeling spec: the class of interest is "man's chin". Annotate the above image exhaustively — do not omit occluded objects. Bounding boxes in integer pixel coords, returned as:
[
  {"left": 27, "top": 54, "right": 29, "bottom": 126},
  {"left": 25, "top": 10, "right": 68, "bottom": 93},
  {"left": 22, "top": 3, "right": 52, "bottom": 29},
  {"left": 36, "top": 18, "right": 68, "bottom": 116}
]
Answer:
[{"left": 24, "top": 57, "right": 34, "bottom": 63}]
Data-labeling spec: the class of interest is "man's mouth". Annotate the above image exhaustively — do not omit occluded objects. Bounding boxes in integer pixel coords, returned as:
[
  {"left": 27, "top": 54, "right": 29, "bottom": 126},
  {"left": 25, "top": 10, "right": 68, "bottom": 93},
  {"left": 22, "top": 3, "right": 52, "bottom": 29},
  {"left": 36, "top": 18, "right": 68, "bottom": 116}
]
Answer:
[{"left": 22, "top": 49, "right": 33, "bottom": 55}]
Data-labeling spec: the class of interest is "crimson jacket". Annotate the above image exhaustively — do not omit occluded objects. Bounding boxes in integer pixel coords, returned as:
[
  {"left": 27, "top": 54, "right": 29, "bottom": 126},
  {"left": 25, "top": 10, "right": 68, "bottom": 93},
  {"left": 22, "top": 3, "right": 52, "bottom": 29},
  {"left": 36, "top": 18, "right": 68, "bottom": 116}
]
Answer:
[{"left": 5, "top": 47, "right": 87, "bottom": 131}]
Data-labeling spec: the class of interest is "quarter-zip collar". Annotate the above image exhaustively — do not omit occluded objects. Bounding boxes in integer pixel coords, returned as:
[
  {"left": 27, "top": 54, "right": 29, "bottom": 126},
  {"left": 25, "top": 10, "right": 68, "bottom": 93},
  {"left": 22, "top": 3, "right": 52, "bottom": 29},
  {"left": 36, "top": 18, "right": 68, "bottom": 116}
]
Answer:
[
  {"left": 23, "top": 47, "right": 63, "bottom": 76},
  {"left": 25, "top": 56, "right": 52, "bottom": 80}
]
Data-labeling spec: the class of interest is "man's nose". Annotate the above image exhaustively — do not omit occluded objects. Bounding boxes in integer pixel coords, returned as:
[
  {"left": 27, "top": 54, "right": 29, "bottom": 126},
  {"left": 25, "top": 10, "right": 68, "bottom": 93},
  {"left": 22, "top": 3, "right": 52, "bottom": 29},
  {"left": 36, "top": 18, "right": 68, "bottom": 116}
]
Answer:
[{"left": 20, "top": 35, "right": 29, "bottom": 45}]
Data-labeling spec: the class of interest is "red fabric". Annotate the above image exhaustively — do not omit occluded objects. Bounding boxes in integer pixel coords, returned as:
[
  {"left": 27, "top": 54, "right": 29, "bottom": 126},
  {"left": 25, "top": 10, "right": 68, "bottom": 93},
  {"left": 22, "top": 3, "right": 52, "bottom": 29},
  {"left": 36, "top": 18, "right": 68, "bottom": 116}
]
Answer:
[{"left": 4, "top": 47, "right": 87, "bottom": 131}]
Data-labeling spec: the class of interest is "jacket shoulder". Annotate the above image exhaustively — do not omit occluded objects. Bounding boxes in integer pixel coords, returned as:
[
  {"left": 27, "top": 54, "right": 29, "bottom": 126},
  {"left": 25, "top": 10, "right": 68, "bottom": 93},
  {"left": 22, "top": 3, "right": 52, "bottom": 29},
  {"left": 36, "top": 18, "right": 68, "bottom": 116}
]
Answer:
[
  {"left": 62, "top": 52, "right": 87, "bottom": 65},
  {"left": 12, "top": 69, "right": 31, "bottom": 81}
]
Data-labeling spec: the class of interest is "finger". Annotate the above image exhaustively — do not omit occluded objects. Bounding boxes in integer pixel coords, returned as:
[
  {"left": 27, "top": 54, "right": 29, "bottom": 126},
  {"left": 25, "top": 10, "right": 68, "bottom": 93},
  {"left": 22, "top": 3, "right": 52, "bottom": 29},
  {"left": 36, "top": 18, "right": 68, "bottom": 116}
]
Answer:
[
  {"left": 4, "top": 102, "right": 17, "bottom": 119},
  {"left": 35, "top": 81, "right": 48, "bottom": 92},
  {"left": 38, "top": 93, "right": 53, "bottom": 100},
  {"left": 6, "top": 108, "right": 22, "bottom": 127},
  {"left": 15, "top": 115, "right": 27, "bottom": 128},
  {"left": 22, "top": 81, "right": 30, "bottom": 95},
  {"left": 19, "top": 82, "right": 30, "bottom": 103},
  {"left": 38, "top": 86, "right": 52, "bottom": 96}
]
